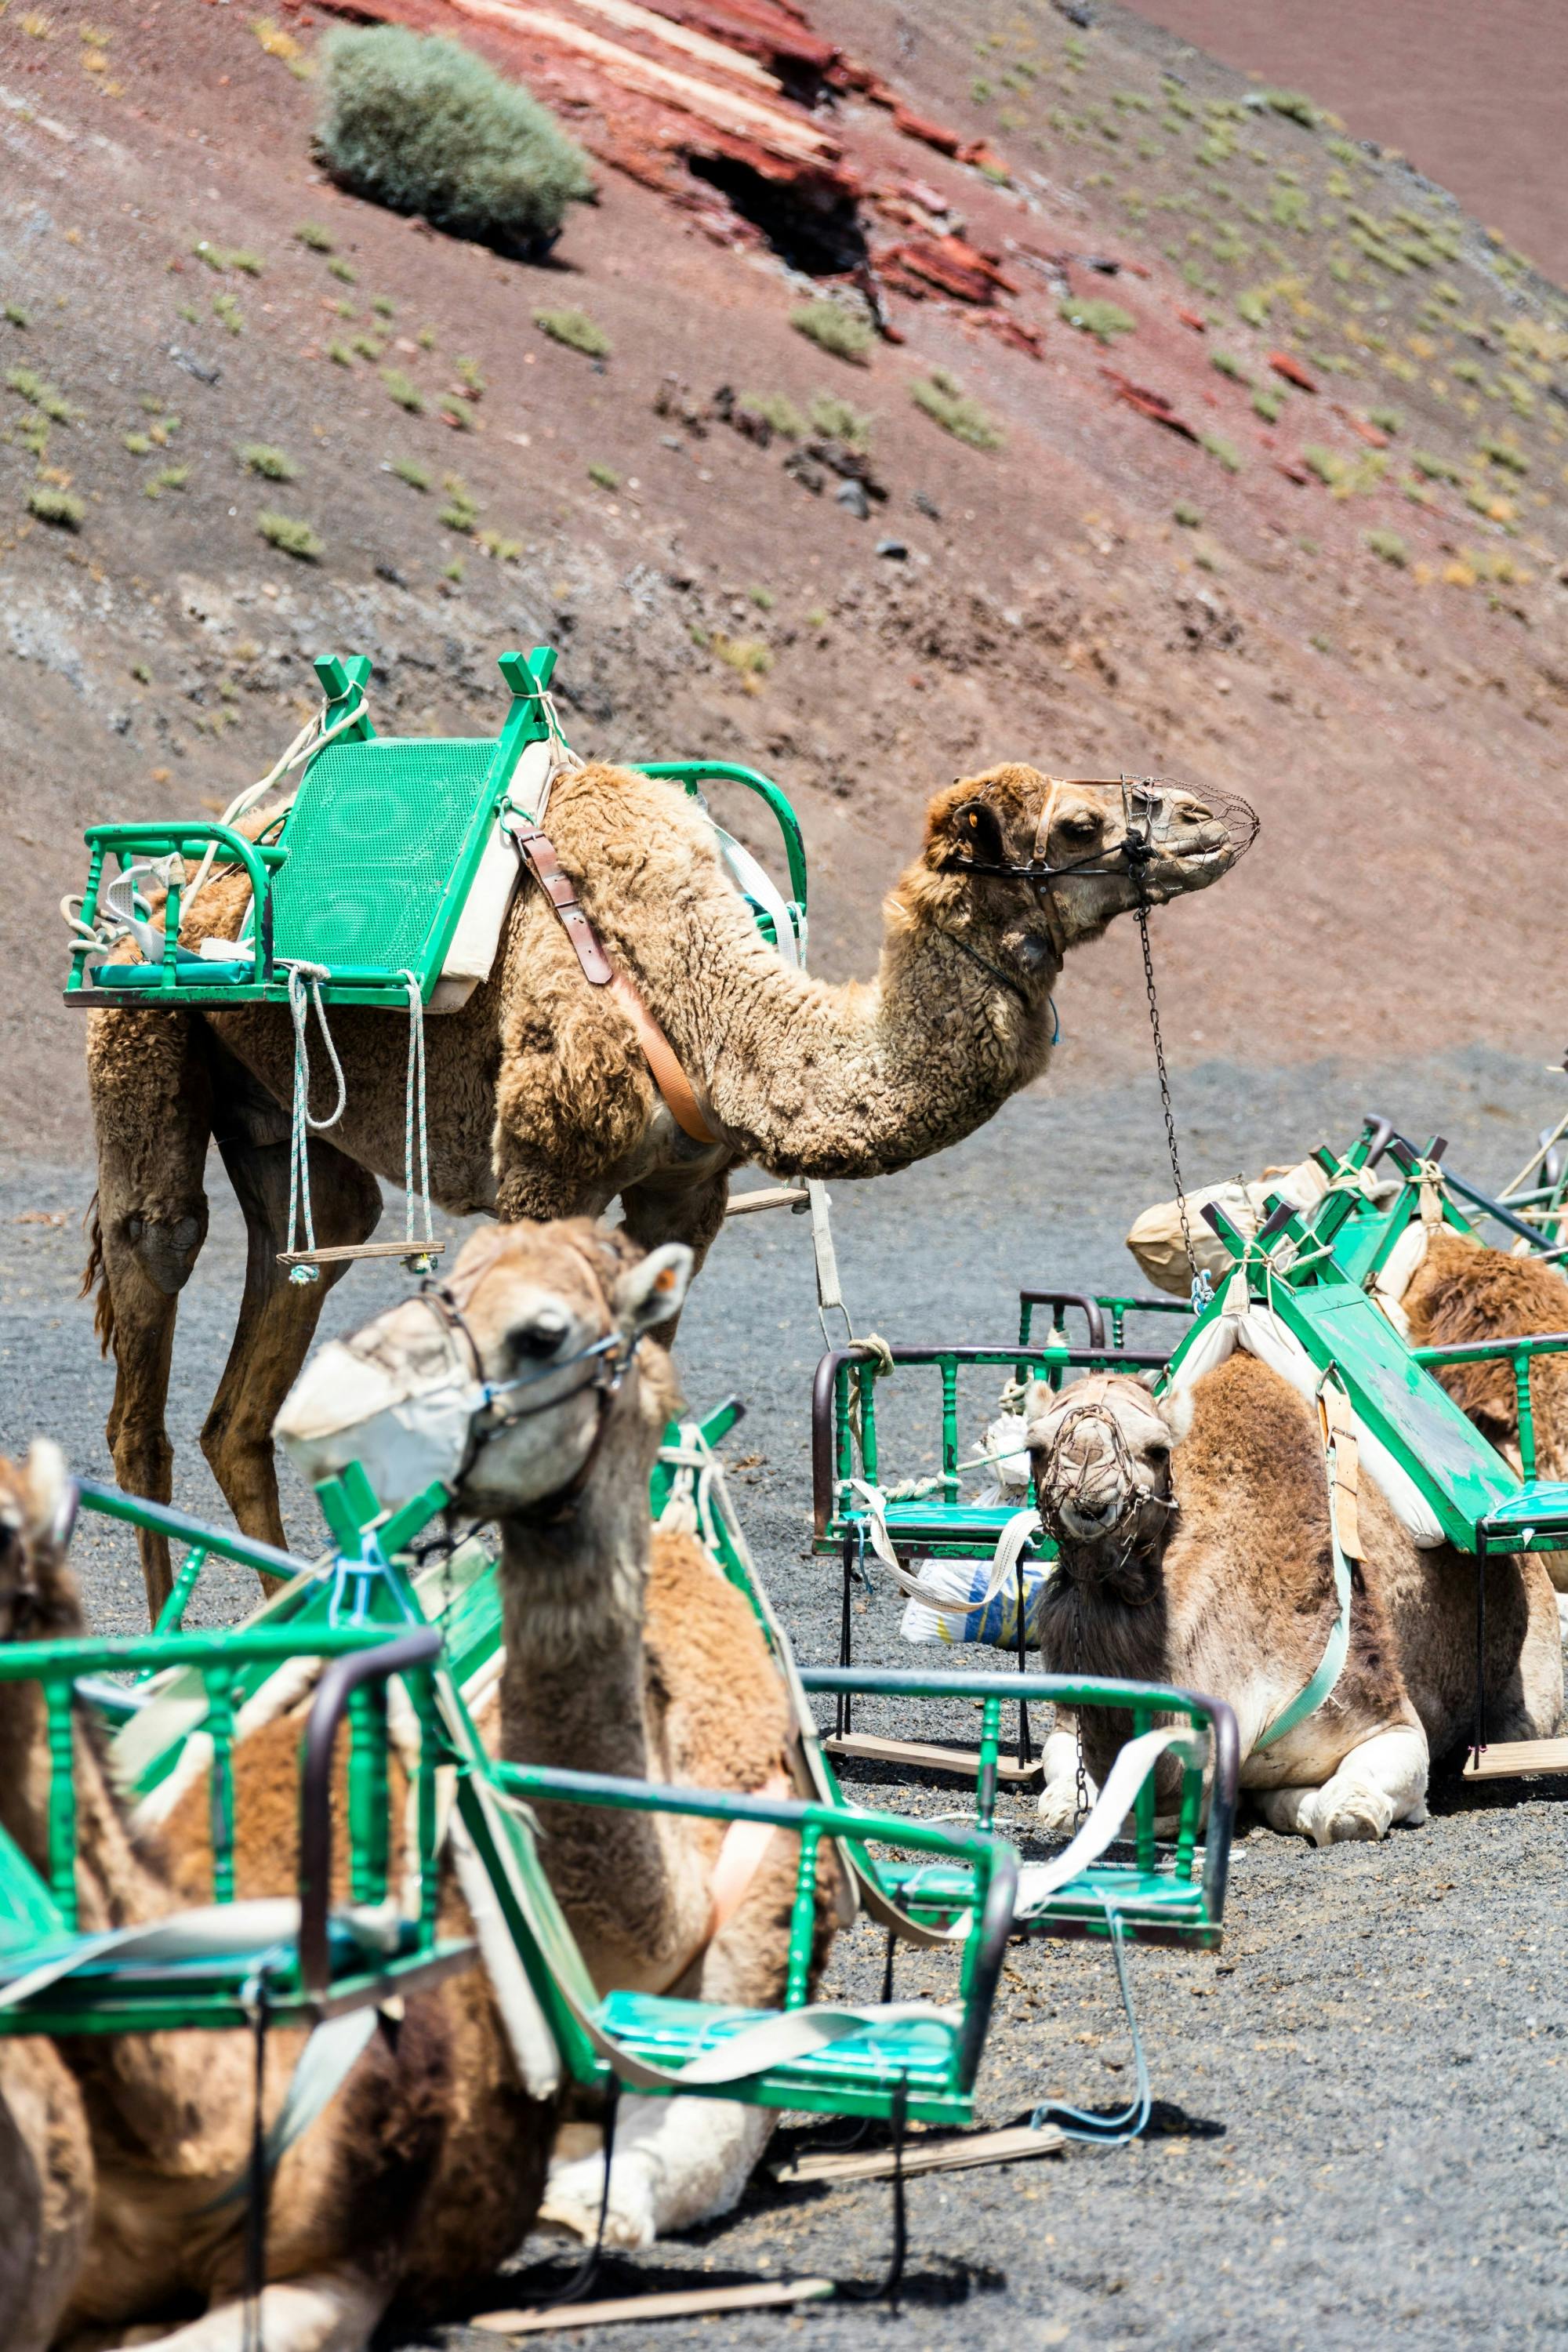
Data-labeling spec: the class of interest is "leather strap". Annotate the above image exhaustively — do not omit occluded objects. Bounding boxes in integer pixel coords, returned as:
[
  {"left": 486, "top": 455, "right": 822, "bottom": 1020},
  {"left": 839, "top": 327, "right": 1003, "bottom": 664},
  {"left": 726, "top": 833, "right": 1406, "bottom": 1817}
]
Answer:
[
  {"left": 510, "top": 819, "right": 720, "bottom": 1147},
  {"left": 651, "top": 1769, "right": 793, "bottom": 1994}
]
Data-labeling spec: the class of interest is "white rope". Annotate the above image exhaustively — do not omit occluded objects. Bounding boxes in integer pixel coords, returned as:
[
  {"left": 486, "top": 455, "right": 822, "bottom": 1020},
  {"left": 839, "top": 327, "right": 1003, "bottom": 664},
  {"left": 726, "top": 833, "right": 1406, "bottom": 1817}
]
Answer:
[
  {"left": 284, "top": 963, "right": 347, "bottom": 1286},
  {"left": 400, "top": 971, "right": 437, "bottom": 1270}
]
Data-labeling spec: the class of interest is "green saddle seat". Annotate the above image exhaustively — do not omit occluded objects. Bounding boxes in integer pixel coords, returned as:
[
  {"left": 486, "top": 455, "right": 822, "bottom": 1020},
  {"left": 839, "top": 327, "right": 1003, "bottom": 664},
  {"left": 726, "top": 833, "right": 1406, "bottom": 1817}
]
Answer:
[
  {"left": 593, "top": 1989, "right": 964, "bottom": 2117},
  {"left": 851, "top": 1499, "right": 1037, "bottom": 1554},
  {"left": 879, "top": 1856, "right": 1215, "bottom": 1944},
  {"left": 270, "top": 735, "right": 499, "bottom": 980}
]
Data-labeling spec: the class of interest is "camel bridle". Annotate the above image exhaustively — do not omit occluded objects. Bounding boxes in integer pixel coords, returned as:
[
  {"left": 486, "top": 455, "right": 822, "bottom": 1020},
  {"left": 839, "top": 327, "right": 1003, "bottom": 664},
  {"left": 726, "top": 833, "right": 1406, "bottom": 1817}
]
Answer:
[
  {"left": 1033, "top": 1381, "right": 1177, "bottom": 1584},
  {"left": 416, "top": 1269, "right": 639, "bottom": 1522}
]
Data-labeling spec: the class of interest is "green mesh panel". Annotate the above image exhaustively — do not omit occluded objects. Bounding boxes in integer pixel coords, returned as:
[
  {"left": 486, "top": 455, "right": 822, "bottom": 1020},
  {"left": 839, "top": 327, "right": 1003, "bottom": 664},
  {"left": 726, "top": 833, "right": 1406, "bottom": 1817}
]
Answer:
[{"left": 270, "top": 737, "right": 497, "bottom": 975}]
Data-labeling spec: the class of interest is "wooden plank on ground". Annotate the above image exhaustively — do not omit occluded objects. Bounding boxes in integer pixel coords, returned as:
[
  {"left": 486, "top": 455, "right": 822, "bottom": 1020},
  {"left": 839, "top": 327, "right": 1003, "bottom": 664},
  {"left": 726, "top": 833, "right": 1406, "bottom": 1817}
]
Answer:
[
  {"left": 470, "top": 2277, "right": 836, "bottom": 2335},
  {"left": 775, "top": 2122, "right": 1065, "bottom": 2185},
  {"left": 1462, "top": 1735, "right": 1568, "bottom": 1781},
  {"left": 826, "top": 1732, "right": 1044, "bottom": 1784}
]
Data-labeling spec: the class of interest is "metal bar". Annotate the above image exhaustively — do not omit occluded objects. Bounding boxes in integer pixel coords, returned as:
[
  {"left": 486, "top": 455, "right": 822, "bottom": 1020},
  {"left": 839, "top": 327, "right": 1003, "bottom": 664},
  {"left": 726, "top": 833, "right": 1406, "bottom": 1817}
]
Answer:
[
  {"left": 976, "top": 1697, "right": 1001, "bottom": 1832},
  {"left": 940, "top": 1360, "right": 959, "bottom": 1501},
  {"left": 1017, "top": 1291, "right": 1109, "bottom": 1349},
  {"left": 298, "top": 1630, "right": 442, "bottom": 2001},
  {"left": 153, "top": 1543, "right": 209, "bottom": 1635},
  {"left": 1413, "top": 1332, "right": 1568, "bottom": 1366},
  {"left": 1515, "top": 1355, "right": 1538, "bottom": 1483},
  {"left": 784, "top": 1826, "right": 819, "bottom": 2008},
  {"left": 204, "top": 1666, "right": 237, "bottom": 1904},
  {"left": 347, "top": 1680, "right": 390, "bottom": 1906},
  {"left": 0, "top": 1624, "right": 401, "bottom": 1683},
  {"left": 76, "top": 1479, "right": 311, "bottom": 1585},
  {"left": 45, "top": 1680, "right": 78, "bottom": 1928},
  {"left": 631, "top": 761, "right": 809, "bottom": 913}
]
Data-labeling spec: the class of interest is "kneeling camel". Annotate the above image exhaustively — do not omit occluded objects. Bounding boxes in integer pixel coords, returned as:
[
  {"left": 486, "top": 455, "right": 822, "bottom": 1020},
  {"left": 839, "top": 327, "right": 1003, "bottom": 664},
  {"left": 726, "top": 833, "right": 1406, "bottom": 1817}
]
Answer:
[{"left": 1024, "top": 1357, "right": 1562, "bottom": 1844}]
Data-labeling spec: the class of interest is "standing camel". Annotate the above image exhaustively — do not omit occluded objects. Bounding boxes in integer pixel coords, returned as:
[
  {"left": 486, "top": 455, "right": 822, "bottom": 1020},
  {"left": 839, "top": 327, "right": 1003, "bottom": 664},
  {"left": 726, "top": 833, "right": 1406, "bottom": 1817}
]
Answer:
[
  {"left": 82, "top": 757, "right": 1240, "bottom": 1610},
  {"left": 274, "top": 1214, "right": 840, "bottom": 2249}
]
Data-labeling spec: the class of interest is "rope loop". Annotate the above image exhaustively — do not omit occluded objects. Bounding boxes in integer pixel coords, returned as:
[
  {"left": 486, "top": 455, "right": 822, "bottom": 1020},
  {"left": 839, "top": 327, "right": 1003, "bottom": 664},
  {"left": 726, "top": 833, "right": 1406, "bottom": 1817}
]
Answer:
[{"left": 400, "top": 971, "right": 437, "bottom": 1270}]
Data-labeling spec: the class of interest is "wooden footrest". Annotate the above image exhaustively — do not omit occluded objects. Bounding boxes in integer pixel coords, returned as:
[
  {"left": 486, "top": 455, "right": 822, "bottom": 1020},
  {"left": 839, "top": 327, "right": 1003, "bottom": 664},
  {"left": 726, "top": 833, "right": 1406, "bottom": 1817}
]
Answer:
[
  {"left": 473, "top": 2278, "right": 835, "bottom": 2336},
  {"left": 826, "top": 1733, "right": 1044, "bottom": 1784},
  {"left": 277, "top": 1241, "right": 445, "bottom": 1269},
  {"left": 1461, "top": 1736, "right": 1568, "bottom": 1781},
  {"left": 724, "top": 1186, "right": 809, "bottom": 1217},
  {"left": 775, "top": 2120, "right": 1065, "bottom": 2185}
]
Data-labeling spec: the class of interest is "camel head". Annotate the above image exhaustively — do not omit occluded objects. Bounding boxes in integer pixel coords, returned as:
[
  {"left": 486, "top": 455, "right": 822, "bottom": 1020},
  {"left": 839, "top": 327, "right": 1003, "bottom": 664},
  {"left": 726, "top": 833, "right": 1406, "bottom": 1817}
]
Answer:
[
  {"left": 275, "top": 1221, "right": 692, "bottom": 1522},
  {"left": 1023, "top": 1373, "right": 1185, "bottom": 1584},
  {"left": 0, "top": 1440, "right": 82, "bottom": 1642},
  {"left": 918, "top": 764, "right": 1246, "bottom": 974}
]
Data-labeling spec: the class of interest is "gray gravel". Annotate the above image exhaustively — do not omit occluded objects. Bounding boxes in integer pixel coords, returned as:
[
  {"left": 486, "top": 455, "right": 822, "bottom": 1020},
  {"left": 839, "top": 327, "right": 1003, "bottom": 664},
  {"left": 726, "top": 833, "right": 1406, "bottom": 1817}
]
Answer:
[{"left": 4, "top": 1040, "right": 1567, "bottom": 2350}]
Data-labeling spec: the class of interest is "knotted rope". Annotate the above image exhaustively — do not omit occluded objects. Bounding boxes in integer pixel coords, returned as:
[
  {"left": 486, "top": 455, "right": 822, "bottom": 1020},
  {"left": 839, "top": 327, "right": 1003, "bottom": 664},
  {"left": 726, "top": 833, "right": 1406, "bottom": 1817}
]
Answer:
[{"left": 284, "top": 964, "right": 347, "bottom": 1285}]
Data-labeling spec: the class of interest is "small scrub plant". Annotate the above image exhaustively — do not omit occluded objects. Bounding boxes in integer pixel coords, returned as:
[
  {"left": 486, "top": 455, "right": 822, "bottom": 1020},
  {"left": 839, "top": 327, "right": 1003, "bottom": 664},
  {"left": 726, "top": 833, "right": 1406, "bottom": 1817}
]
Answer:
[
  {"left": 238, "top": 443, "right": 296, "bottom": 480},
  {"left": 1200, "top": 431, "right": 1241, "bottom": 473},
  {"left": 123, "top": 430, "right": 151, "bottom": 455},
  {"left": 805, "top": 605, "right": 828, "bottom": 630},
  {"left": 1172, "top": 499, "right": 1202, "bottom": 526},
  {"left": 131, "top": 662, "right": 151, "bottom": 684},
  {"left": 1210, "top": 349, "right": 1248, "bottom": 381},
  {"left": 534, "top": 307, "right": 609, "bottom": 359},
  {"left": 439, "top": 473, "right": 480, "bottom": 529},
  {"left": 7, "top": 367, "right": 73, "bottom": 422},
  {"left": 1264, "top": 90, "right": 1316, "bottom": 127},
  {"left": 328, "top": 259, "right": 358, "bottom": 285},
  {"left": 1411, "top": 448, "right": 1460, "bottom": 482},
  {"left": 143, "top": 464, "right": 190, "bottom": 499},
  {"left": 1365, "top": 527, "right": 1408, "bottom": 566},
  {"left": 1251, "top": 386, "right": 1283, "bottom": 422},
  {"left": 476, "top": 528, "right": 521, "bottom": 561},
  {"left": 5, "top": 304, "right": 30, "bottom": 329},
  {"left": 372, "top": 295, "right": 396, "bottom": 318},
  {"left": 416, "top": 324, "right": 437, "bottom": 350},
  {"left": 740, "top": 390, "right": 805, "bottom": 438},
  {"left": 1302, "top": 444, "right": 1346, "bottom": 487},
  {"left": 212, "top": 292, "right": 245, "bottom": 335},
  {"left": 809, "top": 390, "right": 870, "bottom": 447},
  {"left": 454, "top": 354, "right": 485, "bottom": 396},
  {"left": 317, "top": 27, "right": 593, "bottom": 256},
  {"left": 253, "top": 16, "right": 312, "bottom": 77},
  {"left": 258, "top": 509, "right": 323, "bottom": 561},
  {"left": 392, "top": 456, "right": 430, "bottom": 490},
  {"left": 790, "top": 299, "right": 873, "bottom": 365},
  {"left": 20, "top": 12, "right": 54, "bottom": 34},
  {"left": 327, "top": 340, "right": 355, "bottom": 368},
  {"left": 438, "top": 398, "right": 472, "bottom": 432},
  {"left": 586, "top": 459, "right": 619, "bottom": 492},
  {"left": 910, "top": 368, "right": 1004, "bottom": 450},
  {"left": 350, "top": 334, "right": 385, "bottom": 361},
  {"left": 295, "top": 222, "right": 336, "bottom": 251},
  {"left": 1479, "top": 435, "right": 1530, "bottom": 474},
  {"left": 382, "top": 368, "right": 424, "bottom": 412},
  {"left": 1059, "top": 296, "right": 1135, "bottom": 342},
  {"left": 27, "top": 482, "right": 83, "bottom": 528},
  {"left": 749, "top": 585, "right": 775, "bottom": 609},
  {"left": 1368, "top": 405, "right": 1402, "bottom": 434},
  {"left": 713, "top": 633, "right": 773, "bottom": 677}
]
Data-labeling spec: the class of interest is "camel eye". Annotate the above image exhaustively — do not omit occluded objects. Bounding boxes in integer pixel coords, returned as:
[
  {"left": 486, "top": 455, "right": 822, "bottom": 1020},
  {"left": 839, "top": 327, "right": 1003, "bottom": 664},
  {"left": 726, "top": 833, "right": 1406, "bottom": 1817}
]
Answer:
[
  {"left": 1146, "top": 1438, "right": 1170, "bottom": 1465},
  {"left": 509, "top": 1311, "right": 569, "bottom": 1363},
  {"left": 1062, "top": 811, "right": 1100, "bottom": 840}
]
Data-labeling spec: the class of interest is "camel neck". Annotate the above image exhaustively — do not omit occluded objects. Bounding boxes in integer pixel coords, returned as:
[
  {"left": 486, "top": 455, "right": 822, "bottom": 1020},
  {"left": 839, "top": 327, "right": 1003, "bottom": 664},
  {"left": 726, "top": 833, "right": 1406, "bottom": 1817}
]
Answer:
[{"left": 0, "top": 1664, "right": 174, "bottom": 1936}]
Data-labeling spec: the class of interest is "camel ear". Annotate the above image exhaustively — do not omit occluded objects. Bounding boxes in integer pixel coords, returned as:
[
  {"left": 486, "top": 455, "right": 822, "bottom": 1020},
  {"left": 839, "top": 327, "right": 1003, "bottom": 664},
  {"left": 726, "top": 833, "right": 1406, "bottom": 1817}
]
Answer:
[
  {"left": 1018, "top": 1377, "right": 1054, "bottom": 1439},
  {"left": 612, "top": 1243, "right": 694, "bottom": 1337},
  {"left": 947, "top": 798, "right": 1006, "bottom": 868},
  {"left": 23, "top": 1439, "right": 77, "bottom": 1552}
]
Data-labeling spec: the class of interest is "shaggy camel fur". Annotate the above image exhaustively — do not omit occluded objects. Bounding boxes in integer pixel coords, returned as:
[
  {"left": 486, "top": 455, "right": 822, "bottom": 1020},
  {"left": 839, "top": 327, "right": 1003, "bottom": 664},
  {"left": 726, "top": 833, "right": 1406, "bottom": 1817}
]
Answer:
[
  {"left": 82, "top": 757, "right": 1236, "bottom": 1611},
  {"left": 0, "top": 1437, "right": 558, "bottom": 2352},
  {"left": 275, "top": 1215, "right": 838, "bottom": 2250},
  {"left": 0, "top": 1446, "right": 96, "bottom": 2352},
  {"left": 1403, "top": 1229, "right": 1568, "bottom": 1590},
  {"left": 1025, "top": 1359, "right": 1562, "bottom": 1845}
]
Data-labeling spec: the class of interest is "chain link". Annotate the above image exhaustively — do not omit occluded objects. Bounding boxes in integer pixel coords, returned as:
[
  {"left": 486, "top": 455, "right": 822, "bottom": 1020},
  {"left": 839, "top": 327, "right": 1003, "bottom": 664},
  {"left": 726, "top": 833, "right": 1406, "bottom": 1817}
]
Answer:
[{"left": 1135, "top": 895, "right": 1212, "bottom": 1311}]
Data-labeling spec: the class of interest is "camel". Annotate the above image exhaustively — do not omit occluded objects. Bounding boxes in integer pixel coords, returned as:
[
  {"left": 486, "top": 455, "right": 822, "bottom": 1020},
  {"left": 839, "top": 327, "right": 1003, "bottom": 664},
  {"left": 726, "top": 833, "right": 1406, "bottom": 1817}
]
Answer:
[
  {"left": 0, "top": 1222, "right": 833, "bottom": 2343},
  {"left": 1022, "top": 1359, "right": 1562, "bottom": 1846},
  {"left": 80, "top": 757, "right": 1240, "bottom": 1611},
  {"left": 1403, "top": 1225, "right": 1568, "bottom": 1522},
  {"left": 273, "top": 1214, "right": 840, "bottom": 2250}
]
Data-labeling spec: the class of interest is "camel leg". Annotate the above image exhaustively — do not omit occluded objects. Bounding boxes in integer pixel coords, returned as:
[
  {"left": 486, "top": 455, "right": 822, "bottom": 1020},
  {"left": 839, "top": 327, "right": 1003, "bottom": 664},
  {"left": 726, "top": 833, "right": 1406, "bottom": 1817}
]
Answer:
[
  {"left": 619, "top": 1170, "right": 731, "bottom": 1346},
  {"left": 539, "top": 2096, "right": 771, "bottom": 2249},
  {"left": 201, "top": 1124, "right": 381, "bottom": 1567},
  {"left": 1488, "top": 1553, "right": 1564, "bottom": 1742},
  {"left": 1036, "top": 1718, "right": 1096, "bottom": 1835},
  {"left": 89, "top": 2267, "right": 390, "bottom": 2352},
  {"left": 1253, "top": 1723, "right": 1429, "bottom": 1846},
  {"left": 89, "top": 1014, "right": 214, "bottom": 1617}
]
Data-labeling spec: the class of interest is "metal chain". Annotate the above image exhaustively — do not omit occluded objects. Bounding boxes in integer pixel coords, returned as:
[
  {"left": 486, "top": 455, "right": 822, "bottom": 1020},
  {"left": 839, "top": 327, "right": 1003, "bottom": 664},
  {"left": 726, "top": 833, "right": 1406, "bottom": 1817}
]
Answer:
[
  {"left": 1134, "top": 895, "right": 1212, "bottom": 1312},
  {"left": 1069, "top": 1600, "right": 1090, "bottom": 1823}
]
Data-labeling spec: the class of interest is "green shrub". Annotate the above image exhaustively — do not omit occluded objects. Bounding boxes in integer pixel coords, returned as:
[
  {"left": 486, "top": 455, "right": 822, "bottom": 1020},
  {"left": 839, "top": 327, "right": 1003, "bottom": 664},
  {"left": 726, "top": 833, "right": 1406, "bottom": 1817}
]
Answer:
[
  {"left": 123, "top": 430, "right": 151, "bottom": 455},
  {"left": 1265, "top": 89, "right": 1317, "bottom": 128},
  {"left": 1058, "top": 296, "right": 1135, "bottom": 342},
  {"left": 6, "top": 366, "right": 72, "bottom": 421},
  {"left": 238, "top": 443, "right": 296, "bottom": 480},
  {"left": 143, "top": 464, "right": 189, "bottom": 499},
  {"left": 534, "top": 307, "right": 608, "bottom": 358},
  {"left": 910, "top": 368, "right": 1003, "bottom": 449},
  {"left": 586, "top": 459, "right": 619, "bottom": 491},
  {"left": 713, "top": 633, "right": 772, "bottom": 677},
  {"left": 1302, "top": 444, "right": 1345, "bottom": 486},
  {"left": 440, "top": 473, "right": 480, "bottom": 528},
  {"left": 438, "top": 397, "right": 473, "bottom": 432},
  {"left": 1200, "top": 431, "right": 1241, "bottom": 473},
  {"left": 295, "top": 222, "right": 336, "bottom": 251},
  {"left": 392, "top": 456, "right": 430, "bottom": 490},
  {"left": 1251, "top": 386, "right": 1283, "bottom": 422},
  {"left": 27, "top": 483, "right": 83, "bottom": 528},
  {"left": 372, "top": 295, "right": 397, "bottom": 318},
  {"left": 351, "top": 334, "right": 385, "bottom": 361},
  {"left": 257, "top": 509, "right": 323, "bottom": 560},
  {"left": 1365, "top": 527, "right": 1407, "bottom": 566},
  {"left": 809, "top": 390, "right": 870, "bottom": 447},
  {"left": 317, "top": 27, "right": 593, "bottom": 256},
  {"left": 1368, "top": 406, "right": 1402, "bottom": 434},
  {"left": 4, "top": 303, "right": 29, "bottom": 328},
  {"left": 739, "top": 390, "right": 805, "bottom": 438},
  {"left": 327, "top": 259, "right": 358, "bottom": 285},
  {"left": 1411, "top": 448, "right": 1460, "bottom": 482},
  {"left": 477, "top": 528, "right": 521, "bottom": 561},
  {"left": 382, "top": 368, "right": 423, "bottom": 412},
  {"left": 1172, "top": 499, "right": 1202, "bottom": 527},
  {"left": 790, "top": 299, "right": 873, "bottom": 365},
  {"left": 1210, "top": 349, "right": 1247, "bottom": 381},
  {"left": 1479, "top": 435, "right": 1530, "bottom": 474},
  {"left": 327, "top": 341, "right": 355, "bottom": 368},
  {"left": 212, "top": 292, "right": 245, "bottom": 336}
]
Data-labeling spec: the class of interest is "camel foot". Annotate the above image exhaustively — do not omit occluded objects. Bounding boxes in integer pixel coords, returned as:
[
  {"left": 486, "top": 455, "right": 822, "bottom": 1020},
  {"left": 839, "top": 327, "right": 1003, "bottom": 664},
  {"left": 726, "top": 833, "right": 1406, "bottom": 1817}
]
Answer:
[
  {"left": 539, "top": 2096, "right": 771, "bottom": 2247},
  {"left": 92, "top": 2270, "right": 387, "bottom": 2352},
  {"left": 1036, "top": 1728, "right": 1097, "bottom": 1836},
  {"left": 1254, "top": 1726, "right": 1428, "bottom": 1847}
]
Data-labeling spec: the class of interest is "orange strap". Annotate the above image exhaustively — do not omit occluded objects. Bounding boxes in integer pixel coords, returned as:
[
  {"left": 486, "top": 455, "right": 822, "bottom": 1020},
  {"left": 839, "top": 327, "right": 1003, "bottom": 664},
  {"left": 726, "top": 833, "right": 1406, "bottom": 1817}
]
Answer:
[{"left": 510, "top": 818, "right": 720, "bottom": 1147}]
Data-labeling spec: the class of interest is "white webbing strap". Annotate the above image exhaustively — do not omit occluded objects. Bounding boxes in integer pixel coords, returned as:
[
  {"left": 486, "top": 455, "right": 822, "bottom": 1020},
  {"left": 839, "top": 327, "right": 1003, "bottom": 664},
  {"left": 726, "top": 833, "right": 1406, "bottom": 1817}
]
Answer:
[
  {"left": 399, "top": 971, "right": 437, "bottom": 1268},
  {"left": 848, "top": 1479, "right": 1044, "bottom": 1618},
  {"left": 1011, "top": 1729, "right": 1200, "bottom": 1918}
]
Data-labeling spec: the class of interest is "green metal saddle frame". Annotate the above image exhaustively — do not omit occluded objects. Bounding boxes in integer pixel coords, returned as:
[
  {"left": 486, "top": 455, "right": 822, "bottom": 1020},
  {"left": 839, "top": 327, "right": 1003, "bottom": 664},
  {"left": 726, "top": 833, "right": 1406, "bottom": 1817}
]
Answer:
[{"left": 65, "top": 648, "right": 808, "bottom": 1011}]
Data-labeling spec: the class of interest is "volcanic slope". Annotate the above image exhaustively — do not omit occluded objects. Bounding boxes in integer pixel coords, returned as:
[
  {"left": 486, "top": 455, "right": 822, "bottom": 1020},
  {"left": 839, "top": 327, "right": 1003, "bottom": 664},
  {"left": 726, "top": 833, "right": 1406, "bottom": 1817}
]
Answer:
[{"left": 3, "top": 0, "right": 1568, "bottom": 1153}]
